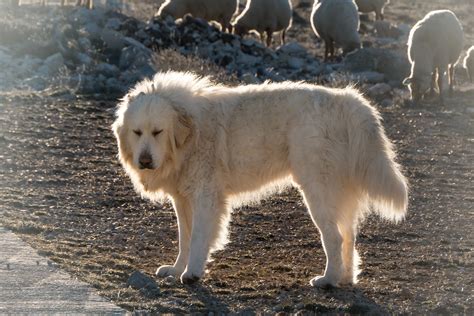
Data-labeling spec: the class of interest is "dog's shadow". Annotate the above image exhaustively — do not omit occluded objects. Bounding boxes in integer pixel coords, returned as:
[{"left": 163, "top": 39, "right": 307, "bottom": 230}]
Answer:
[{"left": 182, "top": 282, "right": 387, "bottom": 314}]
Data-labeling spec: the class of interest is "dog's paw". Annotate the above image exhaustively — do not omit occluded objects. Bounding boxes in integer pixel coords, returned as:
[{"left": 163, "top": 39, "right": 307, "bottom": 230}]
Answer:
[
  {"left": 156, "top": 265, "right": 183, "bottom": 278},
  {"left": 309, "top": 275, "right": 338, "bottom": 288},
  {"left": 180, "top": 270, "right": 202, "bottom": 285}
]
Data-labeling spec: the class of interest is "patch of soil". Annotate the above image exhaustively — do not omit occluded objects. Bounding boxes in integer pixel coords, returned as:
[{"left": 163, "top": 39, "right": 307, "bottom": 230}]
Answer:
[{"left": 1, "top": 87, "right": 473, "bottom": 313}]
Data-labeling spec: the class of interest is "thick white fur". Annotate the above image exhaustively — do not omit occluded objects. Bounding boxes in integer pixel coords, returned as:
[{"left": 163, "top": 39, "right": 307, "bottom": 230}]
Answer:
[{"left": 112, "top": 71, "right": 408, "bottom": 287}]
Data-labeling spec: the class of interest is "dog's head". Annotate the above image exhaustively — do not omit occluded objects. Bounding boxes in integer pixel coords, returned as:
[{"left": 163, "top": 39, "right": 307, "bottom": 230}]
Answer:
[{"left": 112, "top": 92, "right": 194, "bottom": 179}]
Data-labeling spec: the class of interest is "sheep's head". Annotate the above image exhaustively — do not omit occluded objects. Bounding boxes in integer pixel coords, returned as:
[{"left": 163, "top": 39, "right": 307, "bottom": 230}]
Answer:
[
  {"left": 403, "top": 75, "right": 431, "bottom": 102},
  {"left": 342, "top": 40, "right": 361, "bottom": 56}
]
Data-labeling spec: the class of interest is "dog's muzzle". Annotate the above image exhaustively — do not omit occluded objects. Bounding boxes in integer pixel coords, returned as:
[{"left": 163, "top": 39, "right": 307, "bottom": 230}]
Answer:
[{"left": 138, "top": 151, "right": 153, "bottom": 170}]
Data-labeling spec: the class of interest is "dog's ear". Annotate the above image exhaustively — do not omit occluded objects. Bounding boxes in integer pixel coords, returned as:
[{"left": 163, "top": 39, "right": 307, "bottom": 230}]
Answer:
[
  {"left": 112, "top": 120, "right": 133, "bottom": 166},
  {"left": 169, "top": 107, "right": 194, "bottom": 155}
]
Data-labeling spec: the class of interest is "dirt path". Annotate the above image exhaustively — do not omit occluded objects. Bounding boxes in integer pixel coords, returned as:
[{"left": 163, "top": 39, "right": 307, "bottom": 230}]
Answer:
[{"left": 1, "top": 88, "right": 472, "bottom": 313}]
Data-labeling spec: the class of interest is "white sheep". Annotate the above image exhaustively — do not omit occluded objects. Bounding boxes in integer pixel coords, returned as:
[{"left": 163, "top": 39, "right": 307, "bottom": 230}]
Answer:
[
  {"left": 463, "top": 46, "right": 474, "bottom": 83},
  {"left": 311, "top": 0, "right": 361, "bottom": 60},
  {"left": 354, "top": 0, "right": 389, "bottom": 21},
  {"left": 403, "top": 10, "right": 464, "bottom": 104},
  {"left": 232, "top": 0, "right": 293, "bottom": 47},
  {"left": 157, "top": 0, "right": 239, "bottom": 33}
]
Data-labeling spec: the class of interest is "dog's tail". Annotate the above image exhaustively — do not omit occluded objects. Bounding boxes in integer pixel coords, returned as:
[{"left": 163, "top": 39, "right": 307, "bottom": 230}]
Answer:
[{"left": 347, "top": 92, "right": 409, "bottom": 222}]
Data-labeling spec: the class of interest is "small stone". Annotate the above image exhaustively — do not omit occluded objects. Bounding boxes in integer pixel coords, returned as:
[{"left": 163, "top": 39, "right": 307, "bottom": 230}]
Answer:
[
  {"left": 105, "top": 17, "right": 122, "bottom": 30},
  {"left": 101, "top": 29, "right": 125, "bottom": 51},
  {"left": 97, "top": 63, "right": 120, "bottom": 77},
  {"left": 367, "top": 82, "right": 392, "bottom": 97},
  {"left": 38, "top": 53, "right": 64, "bottom": 76},
  {"left": 127, "top": 271, "right": 160, "bottom": 299},
  {"left": 278, "top": 41, "right": 306, "bottom": 55},
  {"left": 353, "top": 71, "right": 385, "bottom": 84},
  {"left": 241, "top": 73, "right": 259, "bottom": 84}
]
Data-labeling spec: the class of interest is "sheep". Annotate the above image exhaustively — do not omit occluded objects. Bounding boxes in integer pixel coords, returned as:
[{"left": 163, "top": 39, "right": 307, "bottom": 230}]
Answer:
[
  {"left": 232, "top": 0, "right": 293, "bottom": 47},
  {"left": 463, "top": 46, "right": 474, "bottom": 83},
  {"left": 311, "top": 0, "right": 361, "bottom": 60},
  {"left": 403, "top": 10, "right": 464, "bottom": 105},
  {"left": 157, "top": 0, "right": 239, "bottom": 33},
  {"left": 354, "top": 0, "right": 389, "bottom": 21}
]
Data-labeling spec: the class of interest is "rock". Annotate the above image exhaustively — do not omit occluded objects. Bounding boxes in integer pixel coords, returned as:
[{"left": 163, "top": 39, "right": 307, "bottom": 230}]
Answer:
[
  {"left": 374, "top": 20, "right": 403, "bottom": 38},
  {"left": 24, "top": 76, "right": 47, "bottom": 91},
  {"left": 81, "top": 22, "right": 102, "bottom": 41},
  {"left": 236, "top": 52, "right": 260, "bottom": 67},
  {"left": 241, "top": 73, "right": 259, "bottom": 84},
  {"left": 127, "top": 271, "right": 160, "bottom": 298},
  {"left": 101, "top": 29, "right": 125, "bottom": 51},
  {"left": 105, "top": 17, "right": 122, "bottom": 30},
  {"left": 75, "top": 52, "right": 93, "bottom": 66},
  {"left": 287, "top": 57, "right": 304, "bottom": 70},
  {"left": 119, "top": 46, "right": 150, "bottom": 70},
  {"left": 78, "top": 37, "right": 92, "bottom": 52},
  {"left": 380, "top": 98, "right": 393, "bottom": 107},
  {"left": 96, "top": 62, "right": 120, "bottom": 77},
  {"left": 277, "top": 41, "right": 306, "bottom": 55},
  {"left": 38, "top": 53, "right": 65, "bottom": 76},
  {"left": 352, "top": 71, "right": 385, "bottom": 84},
  {"left": 105, "top": 77, "right": 123, "bottom": 94},
  {"left": 367, "top": 82, "right": 392, "bottom": 97},
  {"left": 344, "top": 48, "right": 410, "bottom": 82}
]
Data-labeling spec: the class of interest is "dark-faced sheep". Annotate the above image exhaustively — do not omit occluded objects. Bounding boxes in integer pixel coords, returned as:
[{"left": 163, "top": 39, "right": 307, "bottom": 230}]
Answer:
[
  {"left": 311, "top": 0, "right": 361, "bottom": 60},
  {"left": 157, "top": 0, "right": 239, "bottom": 33},
  {"left": 232, "top": 0, "right": 293, "bottom": 47},
  {"left": 403, "top": 10, "right": 464, "bottom": 105}
]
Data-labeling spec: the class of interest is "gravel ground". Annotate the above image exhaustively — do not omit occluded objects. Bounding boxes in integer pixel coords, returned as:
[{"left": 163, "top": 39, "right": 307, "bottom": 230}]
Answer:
[{"left": 1, "top": 0, "right": 473, "bottom": 314}]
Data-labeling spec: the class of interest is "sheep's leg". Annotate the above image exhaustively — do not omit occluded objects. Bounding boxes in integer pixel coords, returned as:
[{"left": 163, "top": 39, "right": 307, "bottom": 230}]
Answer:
[
  {"left": 324, "top": 41, "right": 329, "bottom": 62},
  {"left": 281, "top": 29, "right": 286, "bottom": 46},
  {"left": 329, "top": 41, "right": 335, "bottom": 60},
  {"left": 437, "top": 67, "right": 445, "bottom": 105},
  {"left": 448, "top": 64, "right": 455, "bottom": 96},
  {"left": 266, "top": 29, "right": 273, "bottom": 47},
  {"left": 429, "top": 69, "right": 437, "bottom": 97},
  {"left": 259, "top": 32, "right": 266, "bottom": 46}
]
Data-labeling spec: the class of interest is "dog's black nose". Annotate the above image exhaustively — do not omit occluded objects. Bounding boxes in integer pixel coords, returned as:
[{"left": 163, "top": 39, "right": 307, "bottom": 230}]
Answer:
[{"left": 139, "top": 152, "right": 153, "bottom": 169}]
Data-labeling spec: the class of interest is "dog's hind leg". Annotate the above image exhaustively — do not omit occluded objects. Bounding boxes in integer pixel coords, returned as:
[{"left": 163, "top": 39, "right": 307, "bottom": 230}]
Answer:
[
  {"left": 336, "top": 192, "right": 363, "bottom": 285},
  {"left": 156, "top": 196, "right": 192, "bottom": 278}
]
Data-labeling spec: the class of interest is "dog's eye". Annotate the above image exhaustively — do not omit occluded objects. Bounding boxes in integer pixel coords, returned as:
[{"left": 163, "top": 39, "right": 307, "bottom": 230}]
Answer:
[
  {"left": 152, "top": 129, "right": 163, "bottom": 137},
  {"left": 133, "top": 129, "right": 142, "bottom": 136}
]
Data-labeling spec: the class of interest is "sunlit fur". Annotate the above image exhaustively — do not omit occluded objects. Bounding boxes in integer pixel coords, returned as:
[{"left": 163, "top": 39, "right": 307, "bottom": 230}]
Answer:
[{"left": 112, "top": 71, "right": 408, "bottom": 286}]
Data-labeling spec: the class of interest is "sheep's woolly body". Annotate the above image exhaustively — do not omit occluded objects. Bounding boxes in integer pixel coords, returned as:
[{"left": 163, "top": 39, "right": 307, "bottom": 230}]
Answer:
[
  {"left": 232, "top": 0, "right": 292, "bottom": 45},
  {"left": 157, "top": 0, "right": 238, "bottom": 32},
  {"left": 311, "top": 0, "right": 361, "bottom": 58}
]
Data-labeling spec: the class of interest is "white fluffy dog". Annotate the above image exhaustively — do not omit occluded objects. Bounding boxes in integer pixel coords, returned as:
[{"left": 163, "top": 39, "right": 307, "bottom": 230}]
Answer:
[{"left": 112, "top": 71, "right": 408, "bottom": 287}]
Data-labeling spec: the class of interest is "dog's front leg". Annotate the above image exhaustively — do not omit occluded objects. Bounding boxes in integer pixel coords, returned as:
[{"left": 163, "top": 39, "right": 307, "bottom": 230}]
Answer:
[
  {"left": 180, "top": 188, "right": 223, "bottom": 284},
  {"left": 156, "top": 196, "right": 192, "bottom": 278}
]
